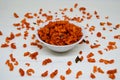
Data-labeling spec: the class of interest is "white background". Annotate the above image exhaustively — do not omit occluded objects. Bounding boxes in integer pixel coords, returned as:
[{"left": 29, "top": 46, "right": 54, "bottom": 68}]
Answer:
[{"left": 0, "top": 0, "right": 120, "bottom": 80}]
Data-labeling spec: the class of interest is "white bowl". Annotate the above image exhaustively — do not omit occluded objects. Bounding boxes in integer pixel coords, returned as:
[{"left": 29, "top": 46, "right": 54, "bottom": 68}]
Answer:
[{"left": 36, "top": 21, "right": 84, "bottom": 52}]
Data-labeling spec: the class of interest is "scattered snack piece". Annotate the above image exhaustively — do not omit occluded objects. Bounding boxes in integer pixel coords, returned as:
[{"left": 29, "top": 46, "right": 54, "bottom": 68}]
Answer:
[
  {"left": 60, "top": 75, "right": 65, "bottom": 80},
  {"left": 98, "top": 50, "right": 103, "bottom": 55},
  {"left": 79, "top": 56, "right": 84, "bottom": 62},
  {"left": 115, "top": 24, "right": 120, "bottom": 29},
  {"left": 29, "top": 52, "right": 38, "bottom": 60},
  {"left": 107, "top": 21, "right": 112, "bottom": 26},
  {"left": 31, "top": 34, "right": 36, "bottom": 39},
  {"left": 0, "top": 30, "right": 3, "bottom": 35},
  {"left": 41, "top": 70, "right": 48, "bottom": 77},
  {"left": 79, "top": 7, "right": 86, "bottom": 11},
  {"left": 66, "top": 68, "right": 72, "bottom": 75},
  {"left": 26, "top": 68, "right": 35, "bottom": 76},
  {"left": 100, "top": 22, "right": 105, "bottom": 26},
  {"left": 79, "top": 51, "right": 82, "bottom": 55},
  {"left": 24, "top": 30, "right": 29, "bottom": 39},
  {"left": 87, "top": 52, "right": 94, "bottom": 58},
  {"left": 107, "top": 69, "right": 117, "bottom": 79},
  {"left": 114, "top": 35, "right": 120, "bottom": 40},
  {"left": 10, "top": 43, "right": 16, "bottom": 49},
  {"left": 90, "top": 44, "right": 100, "bottom": 49},
  {"left": 23, "top": 44, "right": 27, "bottom": 48},
  {"left": 15, "top": 33, "right": 21, "bottom": 37},
  {"left": 90, "top": 73, "right": 96, "bottom": 79},
  {"left": 89, "top": 26, "right": 95, "bottom": 32},
  {"left": 108, "top": 74, "right": 115, "bottom": 79},
  {"left": 24, "top": 13, "right": 33, "bottom": 18},
  {"left": 42, "top": 58, "right": 52, "bottom": 65},
  {"left": 76, "top": 71, "right": 82, "bottom": 79},
  {"left": 25, "top": 63, "right": 30, "bottom": 67},
  {"left": 9, "top": 53, "right": 16, "bottom": 62},
  {"left": 67, "top": 61, "right": 72, "bottom": 66},
  {"left": 98, "top": 67, "right": 104, "bottom": 74},
  {"left": 70, "top": 8, "right": 73, "bottom": 12},
  {"left": 13, "top": 12, "right": 19, "bottom": 18},
  {"left": 5, "top": 60, "right": 14, "bottom": 71},
  {"left": 24, "top": 52, "right": 30, "bottom": 57},
  {"left": 74, "top": 3, "right": 78, "bottom": 8},
  {"left": 88, "top": 58, "right": 96, "bottom": 63},
  {"left": 50, "top": 69, "right": 58, "bottom": 78},
  {"left": 105, "top": 41, "right": 117, "bottom": 51},
  {"left": 1, "top": 43, "right": 9, "bottom": 48},
  {"left": 93, "top": 66, "right": 97, "bottom": 73},
  {"left": 19, "top": 68, "right": 25, "bottom": 77},
  {"left": 96, "top": 32, "right": 102, "bottom": 37},
  {"left": 107, "top": 69, "right": 117, "bottom": 74},
  {"left": 13, "top": 23, "right": 21, "bottom": 27},
  {"left": 5, "top": 32, "right": 15, "bottom": 43},
  {"left": 14, "top": 61, "right": 19, "bottom": 66},
  {"left": 99, "top": 59, "right": 114, "bottom": 64},
  {"left": 30, "top": 41, "right": 43, "bottom": 49}
]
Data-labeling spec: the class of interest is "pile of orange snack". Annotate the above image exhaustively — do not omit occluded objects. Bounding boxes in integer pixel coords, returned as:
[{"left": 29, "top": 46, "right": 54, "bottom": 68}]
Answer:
[{"left": 38, "top": 20, "right": 83, "bottom": 45}]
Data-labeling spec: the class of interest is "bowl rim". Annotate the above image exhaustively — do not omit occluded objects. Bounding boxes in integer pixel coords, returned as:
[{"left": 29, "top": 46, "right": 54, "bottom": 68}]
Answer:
[{"left": 36, "top": 20, "right": 85, "bottom": 48}]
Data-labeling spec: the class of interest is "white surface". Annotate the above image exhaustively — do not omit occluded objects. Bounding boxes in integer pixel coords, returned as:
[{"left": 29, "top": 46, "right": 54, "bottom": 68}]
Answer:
[{"left": 0, "top": 0, "right": 120, "bottom": 80}]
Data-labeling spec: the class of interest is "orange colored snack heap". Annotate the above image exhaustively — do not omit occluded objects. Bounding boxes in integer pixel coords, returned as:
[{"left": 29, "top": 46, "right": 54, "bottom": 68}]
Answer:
[
  {"left": 50, "top": 69, "right": 58, "bottom": 78},
  {"left": 38, "top": 20, "right": 83, "bottom": 46},
  {"left": 42, "top": 58, "right": 52, "bottom": 65}
]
